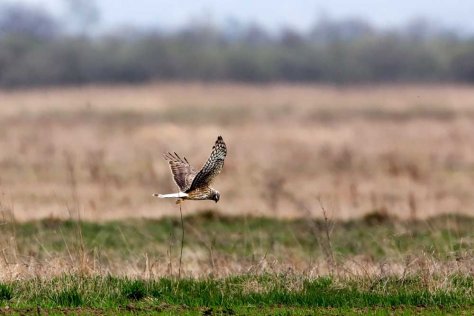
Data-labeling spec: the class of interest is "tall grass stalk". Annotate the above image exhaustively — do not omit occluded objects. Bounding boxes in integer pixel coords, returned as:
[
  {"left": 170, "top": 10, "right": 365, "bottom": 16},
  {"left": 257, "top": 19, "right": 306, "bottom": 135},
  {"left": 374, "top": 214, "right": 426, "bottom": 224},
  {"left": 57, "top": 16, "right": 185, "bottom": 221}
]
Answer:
[{"left": 178, "top": 202, "right": 184, "bottom": 279}]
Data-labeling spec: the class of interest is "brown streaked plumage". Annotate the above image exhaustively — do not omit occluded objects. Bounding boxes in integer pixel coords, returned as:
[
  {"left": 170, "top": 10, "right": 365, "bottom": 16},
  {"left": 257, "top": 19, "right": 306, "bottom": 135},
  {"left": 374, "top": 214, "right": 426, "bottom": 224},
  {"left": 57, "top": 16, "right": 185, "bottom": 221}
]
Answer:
[{"left": 153, "top": 136, "right": 227, "bottom": 203}]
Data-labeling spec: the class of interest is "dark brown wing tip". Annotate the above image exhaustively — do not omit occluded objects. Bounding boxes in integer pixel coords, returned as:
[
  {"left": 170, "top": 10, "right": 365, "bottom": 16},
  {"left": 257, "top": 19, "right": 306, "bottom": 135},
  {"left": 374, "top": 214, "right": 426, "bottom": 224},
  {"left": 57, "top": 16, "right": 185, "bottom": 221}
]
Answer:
[
  {"left": 217, "top": 136, "right": 225, "bottom": 144},
  {"left": 212, "top": 136, "right": 224, "bottom": 149}
]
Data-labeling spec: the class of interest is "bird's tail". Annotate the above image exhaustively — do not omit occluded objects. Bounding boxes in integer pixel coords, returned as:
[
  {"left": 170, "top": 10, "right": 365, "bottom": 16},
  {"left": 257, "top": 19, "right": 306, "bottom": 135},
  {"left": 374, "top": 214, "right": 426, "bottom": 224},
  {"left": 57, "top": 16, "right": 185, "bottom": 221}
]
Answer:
[{"left": 153, "top": 192, "right": 188, "bottom": 198}]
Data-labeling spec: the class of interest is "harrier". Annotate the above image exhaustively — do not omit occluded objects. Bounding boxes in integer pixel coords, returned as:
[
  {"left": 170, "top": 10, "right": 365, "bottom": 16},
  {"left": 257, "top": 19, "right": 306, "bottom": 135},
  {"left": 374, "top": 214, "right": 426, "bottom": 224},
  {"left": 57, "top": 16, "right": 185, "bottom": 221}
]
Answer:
[{"left": 153, "top": 136, "right": 227, "bottom": 203}]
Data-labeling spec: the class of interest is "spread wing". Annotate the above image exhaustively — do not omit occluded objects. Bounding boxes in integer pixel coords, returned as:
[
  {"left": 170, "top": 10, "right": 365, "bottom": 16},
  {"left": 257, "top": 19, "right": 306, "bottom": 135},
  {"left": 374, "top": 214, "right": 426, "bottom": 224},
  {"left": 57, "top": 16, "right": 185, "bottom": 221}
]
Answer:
[
  {"left": 188, "top": 136, "right": 227, "bottom": 191},
  {"left": 163, "top": 152, "right": 198, "bottom": 192}
]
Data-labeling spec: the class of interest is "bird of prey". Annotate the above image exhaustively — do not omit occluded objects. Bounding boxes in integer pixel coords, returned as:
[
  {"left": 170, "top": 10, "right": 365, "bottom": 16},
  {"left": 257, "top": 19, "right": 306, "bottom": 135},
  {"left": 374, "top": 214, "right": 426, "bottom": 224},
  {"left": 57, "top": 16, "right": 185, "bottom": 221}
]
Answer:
[{"left": 153, "top": 136, "right": 227, "bottom": 203}]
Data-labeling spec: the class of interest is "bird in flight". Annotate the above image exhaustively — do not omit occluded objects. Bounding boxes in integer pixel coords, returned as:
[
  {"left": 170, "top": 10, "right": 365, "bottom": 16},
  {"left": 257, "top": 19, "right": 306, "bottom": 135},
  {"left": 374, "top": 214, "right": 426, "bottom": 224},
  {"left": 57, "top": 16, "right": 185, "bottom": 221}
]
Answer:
[{"left": 153, "top": 136, "right": 227, "bottom": 203}]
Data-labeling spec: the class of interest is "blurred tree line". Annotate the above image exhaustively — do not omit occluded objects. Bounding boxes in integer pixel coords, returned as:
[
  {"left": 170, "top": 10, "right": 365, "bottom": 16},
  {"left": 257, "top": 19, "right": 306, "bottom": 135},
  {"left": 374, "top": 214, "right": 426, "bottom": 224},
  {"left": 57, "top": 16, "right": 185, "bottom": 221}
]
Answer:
[{"left": 1, "top": 2, "right": 474, "bottom": 87}]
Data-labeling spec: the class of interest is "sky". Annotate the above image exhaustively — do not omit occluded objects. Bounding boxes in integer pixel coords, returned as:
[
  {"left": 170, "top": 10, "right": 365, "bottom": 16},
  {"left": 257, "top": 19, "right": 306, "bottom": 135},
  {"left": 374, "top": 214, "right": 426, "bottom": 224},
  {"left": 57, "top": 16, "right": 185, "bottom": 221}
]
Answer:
[{"left": 7, "top": 0, "right": 474, "bottom": 34}]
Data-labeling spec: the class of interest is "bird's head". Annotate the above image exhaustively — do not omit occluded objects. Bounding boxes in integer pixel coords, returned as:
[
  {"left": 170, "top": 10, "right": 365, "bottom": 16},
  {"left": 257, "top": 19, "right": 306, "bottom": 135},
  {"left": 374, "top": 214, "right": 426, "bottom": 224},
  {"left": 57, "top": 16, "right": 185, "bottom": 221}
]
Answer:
[{"left": 212, "top": 190, "right": 220, "bottom": 203}]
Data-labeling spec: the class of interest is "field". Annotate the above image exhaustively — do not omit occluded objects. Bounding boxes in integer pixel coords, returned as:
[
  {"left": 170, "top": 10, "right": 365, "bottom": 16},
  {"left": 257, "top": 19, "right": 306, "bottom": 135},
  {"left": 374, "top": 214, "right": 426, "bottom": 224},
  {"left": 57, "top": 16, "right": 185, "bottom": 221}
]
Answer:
[
  {"left": 0, "top": 83, "right": 473, "bottom": 314},
  {"left": 0, "top": 213, "right": 473, "bottom": 314}
]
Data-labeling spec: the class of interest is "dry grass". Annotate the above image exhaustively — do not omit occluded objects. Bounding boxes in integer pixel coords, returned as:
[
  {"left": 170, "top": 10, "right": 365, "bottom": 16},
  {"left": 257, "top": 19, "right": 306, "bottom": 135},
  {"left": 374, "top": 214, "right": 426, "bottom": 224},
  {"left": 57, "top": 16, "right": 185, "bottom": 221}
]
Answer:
[
  {"left": 0, "top": 83, "right": 474, "bottom": 221},
  {"left": 0, "top": 212, "right": 472, "bottom": 281}
]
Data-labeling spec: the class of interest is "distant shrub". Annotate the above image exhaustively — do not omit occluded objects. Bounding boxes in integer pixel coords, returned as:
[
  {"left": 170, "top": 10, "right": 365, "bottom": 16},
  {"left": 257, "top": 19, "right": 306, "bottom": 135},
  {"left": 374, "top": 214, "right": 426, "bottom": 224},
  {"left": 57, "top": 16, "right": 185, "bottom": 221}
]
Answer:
[{"left": 0, "top": 3, "right": 473, "bottom": 86}]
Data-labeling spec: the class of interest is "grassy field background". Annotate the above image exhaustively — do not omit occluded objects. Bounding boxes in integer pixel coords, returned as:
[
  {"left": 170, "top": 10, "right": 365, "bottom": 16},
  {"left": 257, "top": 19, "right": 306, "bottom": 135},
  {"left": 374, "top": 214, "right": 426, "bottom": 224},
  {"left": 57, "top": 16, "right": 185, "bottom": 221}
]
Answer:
[
  {"left": 1, "top": 83, "right": 474, "bottom": 220},
  {"left": 0, "top": 83, "right": 473, "bottom": 313}
]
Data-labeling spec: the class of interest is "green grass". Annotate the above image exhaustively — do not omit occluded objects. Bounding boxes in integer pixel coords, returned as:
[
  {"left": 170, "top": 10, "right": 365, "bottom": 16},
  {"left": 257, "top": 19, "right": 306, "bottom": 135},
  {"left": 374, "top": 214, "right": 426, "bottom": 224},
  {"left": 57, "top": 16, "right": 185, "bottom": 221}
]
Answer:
[
  {"left": 0, "top": 274, "right": 472, "bottom": 314},
  {"left": 2, "top": 211, "right": 473, "bottom": 263},
  {"left": 0, "top": 284, "right": 13, "bottom": 301}
]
